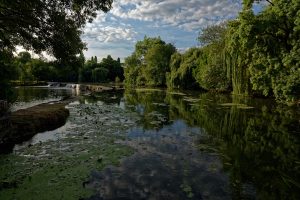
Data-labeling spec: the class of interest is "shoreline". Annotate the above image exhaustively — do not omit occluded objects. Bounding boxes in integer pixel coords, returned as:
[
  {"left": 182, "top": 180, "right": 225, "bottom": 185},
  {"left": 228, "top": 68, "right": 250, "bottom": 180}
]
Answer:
[{"left": 0, "top": 100, "right": 70, "bottom": 153}]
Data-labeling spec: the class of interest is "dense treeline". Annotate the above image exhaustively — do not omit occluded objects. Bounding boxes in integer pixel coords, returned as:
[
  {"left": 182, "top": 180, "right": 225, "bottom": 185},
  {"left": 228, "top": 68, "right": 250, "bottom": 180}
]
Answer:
[
  {"left": 0, "top": 51, "right": 122, "bottom": 101},
  {"left": 124, "top": 0, "right": 300, "bottom": 104},
  {"left": 79, "top": 55, "right": 124, "bottom": 83},
  {"left": 3, "top": 52, "right": 123, "bottom": 84},
  {"left": 0, "top": 51, "right": 122, "bottom": 102}
]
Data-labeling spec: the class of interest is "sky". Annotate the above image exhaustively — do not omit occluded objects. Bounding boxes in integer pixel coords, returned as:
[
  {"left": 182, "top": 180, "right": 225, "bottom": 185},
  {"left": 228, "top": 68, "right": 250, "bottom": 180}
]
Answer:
[
  {"left": 16, "top": 0, "right": 266, "bottom": 61},
  {"left": 81, "top": 0, "right": 258, "bottom": 61}
]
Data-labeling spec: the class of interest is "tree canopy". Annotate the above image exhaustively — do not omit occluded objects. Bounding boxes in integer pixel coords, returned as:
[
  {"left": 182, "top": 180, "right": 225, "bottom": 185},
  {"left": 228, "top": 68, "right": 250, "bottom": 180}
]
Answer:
[
  {"left": 124, "top": 37, "right": 176, "bottom": 87},
  {"left": 198, "top": 23, "right": 227, "bottom": 47},
  {"left": 0, "top": 0, "right": 112, "bottom": 61},
  {"left": 124, "top": 0, "right": 299, "bottom": 104}
]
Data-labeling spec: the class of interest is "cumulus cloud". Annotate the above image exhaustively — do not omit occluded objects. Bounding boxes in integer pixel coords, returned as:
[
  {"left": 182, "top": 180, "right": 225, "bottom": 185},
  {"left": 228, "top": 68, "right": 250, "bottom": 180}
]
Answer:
[
  {"left": 82, "top": 0, "right": 256, "bottom": 59},
  {"left": 83, "top": 22, "right": 137, "bottom": 43},
  {"left": 110, "top": 0, "right": 242, "bottom": 31},
  {"left": 83, "top": 17, "right": 137, "bottom": 43}
]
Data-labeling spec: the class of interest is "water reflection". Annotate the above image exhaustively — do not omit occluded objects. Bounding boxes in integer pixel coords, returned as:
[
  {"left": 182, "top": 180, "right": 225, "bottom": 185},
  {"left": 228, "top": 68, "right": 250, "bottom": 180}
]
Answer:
[
  {"left": 11, "top": 87, "right": 74, "bottom": 111},
  {"left": 85, "top": 89, "right": 299, "bottom": 200}
]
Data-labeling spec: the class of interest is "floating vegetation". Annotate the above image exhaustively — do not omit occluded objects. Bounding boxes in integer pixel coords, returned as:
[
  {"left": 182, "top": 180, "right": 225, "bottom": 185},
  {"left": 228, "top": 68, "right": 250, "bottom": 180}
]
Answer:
[
  {"left": 0, "top": 103, "right": 140, "bottom": 200},
  {"left": 219, "top": 103, "right": 254, "bottom": 109},
  {"left": 167, "top": 91, "right": 186, "bottom": 96},
  {"left": 183, "top": 97, "right": 200, "bottom": 103},
  {"left": 135, "top": 88, "right": 164, "bottom": 92}
]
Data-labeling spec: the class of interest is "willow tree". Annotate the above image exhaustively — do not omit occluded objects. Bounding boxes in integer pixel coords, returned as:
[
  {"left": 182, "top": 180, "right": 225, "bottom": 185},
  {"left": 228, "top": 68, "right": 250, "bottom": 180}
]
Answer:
[
  {"left": 167, "top": 48, "right": 201, "bottom": 89},
  {"left": 194, "top": 23, "right": 230, "bottom": 91},
  {"left": 225, "top": 16, "right": 253, "bottom": 95},
  {"left": 226, "top": 0, "right": 300, "bottom": 103}
]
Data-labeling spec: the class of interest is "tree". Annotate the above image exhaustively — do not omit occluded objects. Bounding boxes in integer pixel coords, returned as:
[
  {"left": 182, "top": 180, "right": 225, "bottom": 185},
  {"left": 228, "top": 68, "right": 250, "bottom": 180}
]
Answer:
[
  {"left": 0, "top": 50, "right": 17, "bottom": 101},
  {"left": 198, "top": 22, "right": 227, "bottom": 47},
  {"left": 124, "top": 54, "right": 141, "bottom": 86},
  {"left": 100, "top": 55, "right": 124, "bottom": 82},
  {"left": 167, "top": 48, "right": 201, "bottom": 89},
  {"left": 31, "top": 59, "right": 57, "bottom": 81},
  {"left": 92, "top": 67, "right": 108, "bottom": 82},
  {"left": 194, "top": 23, "right": 230, "bottom": 91},
  {"left": 0, "top": 0, "right": 112, "bottom": 56},
  {"left": 124, "top": 37, "right": 176, "bottom": 87},
  {"left": 225, "top": 0, "right": 300, "bottom": 103},
  {"left": 17, "top": 52, "right": 31, "bottom": 64}
]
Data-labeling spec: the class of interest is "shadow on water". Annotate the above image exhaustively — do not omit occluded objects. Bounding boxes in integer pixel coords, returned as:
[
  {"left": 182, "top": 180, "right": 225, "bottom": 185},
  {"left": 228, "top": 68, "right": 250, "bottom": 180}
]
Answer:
[
  {"left": 84, "top": 89, "right": 300, "bottom": 200},
  {"left": 0, "top": 88, "right": 299, "bottom": 199}
]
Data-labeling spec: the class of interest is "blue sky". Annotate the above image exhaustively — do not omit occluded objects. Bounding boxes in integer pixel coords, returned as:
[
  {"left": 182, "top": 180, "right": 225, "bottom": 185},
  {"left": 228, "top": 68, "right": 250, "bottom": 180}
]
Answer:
[{"left": 82, "top": 0, "right": 266, "bottom": 61}]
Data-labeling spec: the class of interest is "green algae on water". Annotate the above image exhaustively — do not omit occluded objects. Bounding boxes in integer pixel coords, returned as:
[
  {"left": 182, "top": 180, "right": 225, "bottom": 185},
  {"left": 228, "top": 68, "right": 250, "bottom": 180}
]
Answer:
[{"left": 0, "top": 103, "right": 139, "bottom": 200}]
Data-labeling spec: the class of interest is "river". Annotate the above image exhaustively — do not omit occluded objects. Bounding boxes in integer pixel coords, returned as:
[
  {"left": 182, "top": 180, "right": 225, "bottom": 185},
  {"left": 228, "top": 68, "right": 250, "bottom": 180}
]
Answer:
[{"left": 0, "top": 87, "right": 299, "bottom": 200}]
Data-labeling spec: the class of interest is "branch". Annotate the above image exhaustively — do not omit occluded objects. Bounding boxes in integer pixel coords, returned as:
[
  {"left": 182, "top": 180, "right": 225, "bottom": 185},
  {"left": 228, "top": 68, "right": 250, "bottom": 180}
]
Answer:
[{"left": 266, "top": 0, "right": 274, "bottom": 6}]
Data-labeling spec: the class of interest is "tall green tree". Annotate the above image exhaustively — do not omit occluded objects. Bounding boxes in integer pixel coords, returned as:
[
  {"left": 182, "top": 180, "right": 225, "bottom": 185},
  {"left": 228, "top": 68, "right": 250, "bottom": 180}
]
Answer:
[
  {"left": 124, "top": 54, "right": 141, "bottom": 86},
  {"left": 226, "top": 0, "right": 300, "bottom": 103},
  {"left": 194, "top": 23, "right": 230, "bottom": 91},
  {"left": 167, "top": 48, "right": 201, "bottom": 89},
  {"left": 124, "top": 37, "right": 176, "bottom": 87},
  {"left": 198, "top": 23, "right": 227, "bottom": 47},
  {"left": 101, "top": 55, "right": 124, "bottom": 82}
]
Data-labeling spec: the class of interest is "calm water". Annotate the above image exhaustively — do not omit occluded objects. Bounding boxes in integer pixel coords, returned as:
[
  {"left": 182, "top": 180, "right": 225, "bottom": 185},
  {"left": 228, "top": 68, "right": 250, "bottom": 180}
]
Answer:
[
  {"left": 2, "top": 88, "right": 300, "bottom": 199},
  {"left": 11, "top": 86, "right": 74, "bottom": 111},
  {"left": 84, "top": 89, "right": 300, "bottom": 200}
]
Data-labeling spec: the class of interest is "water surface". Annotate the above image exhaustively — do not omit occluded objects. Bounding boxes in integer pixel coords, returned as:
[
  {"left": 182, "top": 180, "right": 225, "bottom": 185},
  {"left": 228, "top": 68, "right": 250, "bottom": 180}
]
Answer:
[
  {"left": 11, "top": 86, "right": 74, "bottom": 111},
  {"left": 1, "top": 88, "right": 299, "bottom": 200}
]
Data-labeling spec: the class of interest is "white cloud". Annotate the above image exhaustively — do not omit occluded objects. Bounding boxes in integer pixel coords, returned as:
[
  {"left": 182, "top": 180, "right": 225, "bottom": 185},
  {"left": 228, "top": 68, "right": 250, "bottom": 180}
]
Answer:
[
  {"left": 83, "top": 24, "right": 137, "bottom": 43},
  {"left": 110, "top": 0, "right": 242, "bottom": 31},
  {"left": 81, "top": 0, "right": 253, "bottom": 59}
]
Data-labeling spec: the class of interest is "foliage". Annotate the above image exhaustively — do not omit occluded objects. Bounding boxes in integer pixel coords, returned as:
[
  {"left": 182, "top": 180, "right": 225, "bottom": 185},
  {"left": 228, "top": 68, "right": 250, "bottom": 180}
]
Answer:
[
  {"left": 225, "top": 0, "right": 300, "bottom": 103},
  {"left": 2, "top": 51, "right": 123, "bottom": 85},
  {"left": 0, "top": 0, "right": 112, "bottom": 58},
  {"left": 193, "top": 23, "right": 230, "bottom": 91},
  {"left": 198, "top": 22, "right": 227, "bottom": 47},
  {"left": 92, "top": 67, "right": 109, "bottom": 82},
  {"left": 101, "top": 55, "right": 124, "bottom": 81},
  {"left": 124, "top": 37, "right": 176, "bottom": 87},
  {"left": 166, "top": 48, "right": 200, "bottom": 89},
  {"left": 124, "top": 54, "right": 141, "bottom": 86},
  {"left": 79, "top": 55, "right": 123, "bottom": 83},
  {"left": 0, "top": 50, "right": 17, "bottom": 101}
]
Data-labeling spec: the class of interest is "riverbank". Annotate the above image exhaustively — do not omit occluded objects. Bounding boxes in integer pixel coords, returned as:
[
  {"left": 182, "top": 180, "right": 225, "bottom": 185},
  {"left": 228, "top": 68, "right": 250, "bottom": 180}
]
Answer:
[{"left": 0, "top": 101, "right": 70, "bottom": 153}]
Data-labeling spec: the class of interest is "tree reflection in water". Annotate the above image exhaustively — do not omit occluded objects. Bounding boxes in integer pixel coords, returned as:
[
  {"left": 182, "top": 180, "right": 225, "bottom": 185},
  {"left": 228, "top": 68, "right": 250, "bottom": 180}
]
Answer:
[{"left": 84, "top": 89, "right": 299, "bottom": 200}]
